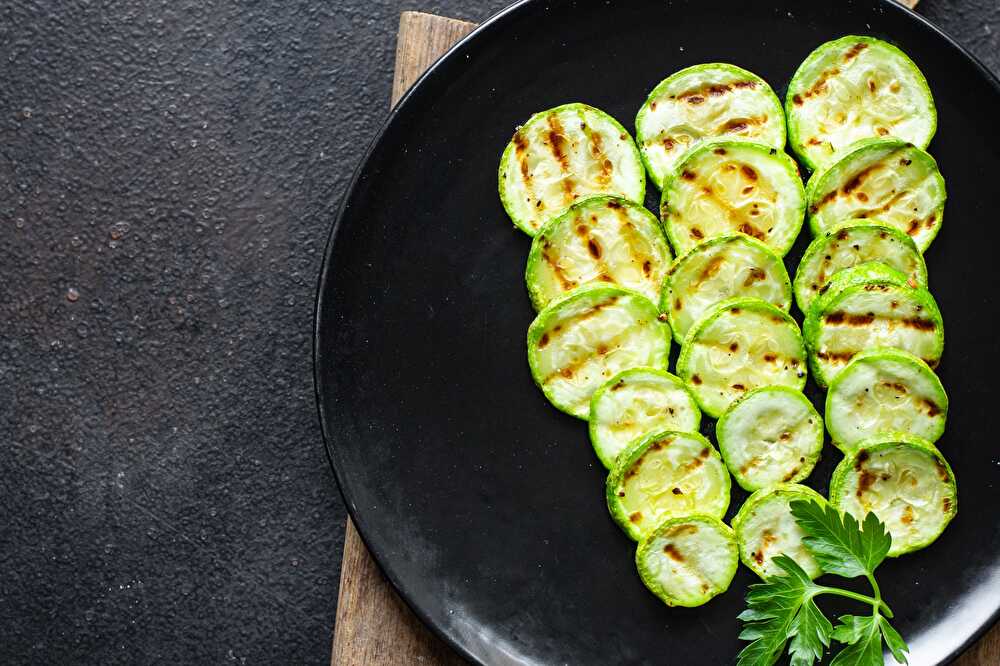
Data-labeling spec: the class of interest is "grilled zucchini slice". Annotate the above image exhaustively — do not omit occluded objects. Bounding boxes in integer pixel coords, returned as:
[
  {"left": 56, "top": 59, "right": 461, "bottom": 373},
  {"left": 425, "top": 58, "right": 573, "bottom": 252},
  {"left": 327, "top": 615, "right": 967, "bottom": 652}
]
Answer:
[
  {"left": 525, "top": 196, "right": 672, "bottom": 311},
  {"left": 803, "top": 264, "right": 943, "bottom": 388},
  {"left": 606, "top": 431, "right": 730, "bottom": 541},
  {"left": 732, "top": 484, "right": 825, "bottom": 580},
  {"left": 499, "top": 103, "right": 645, "bottom": 236},
  {"left": 805, "top": 137, "right": 946, "bottom": 251},
  {"left": 794, "top": 219, "right": 928, "bottom": 313},
  {"left": 527, "top": 285, "right": 670, "bottom": 419},
  {"left": 717, "top": 387, "right": 823, "bottom": 492},
  {"left": 661, "top": 141, "right": 805, "bottom": 257},
  {"left": 786, "top": 35, "right": 936, "bottom": 171},
  {"left": 589, "top": 368, "right": 701, "bottom": 470},
  {"left": 677, "top": 297, "right": 807, "bottom": 418},
  {"left": 661, "top": 234, "right": 791, "bottom": 344},
  {"left": 635, "top": 64, "right": 785, "bottom": 190},
  {"left": 826, "top": 348, "right": 947, "bottom": 452},
  {"left": 636, "top": 515, "right": 738, "bottom": 607},
  {"left": 830, "top": 434, "right": 957, "bottom": 557}
]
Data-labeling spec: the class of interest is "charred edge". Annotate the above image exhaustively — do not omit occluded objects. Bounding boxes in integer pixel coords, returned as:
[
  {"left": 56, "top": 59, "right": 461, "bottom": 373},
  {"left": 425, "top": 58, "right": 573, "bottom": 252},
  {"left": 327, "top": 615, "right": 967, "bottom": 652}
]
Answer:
[
  {"left": 854, "top": 449, "right": 869, "bottom": 471},
  {"left": 943, "top": 497, "right": 952, "bottom": 513},
  {"left": 934, "top": 459, "right": 950, "bottom": 483}
]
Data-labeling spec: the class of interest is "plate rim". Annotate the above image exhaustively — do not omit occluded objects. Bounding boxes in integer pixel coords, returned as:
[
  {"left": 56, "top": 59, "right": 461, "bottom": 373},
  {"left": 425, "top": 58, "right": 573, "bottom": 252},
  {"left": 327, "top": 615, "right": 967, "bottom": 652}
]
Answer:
[{"left": 313, "top": 1, "right": 1000, "bottom": 663}]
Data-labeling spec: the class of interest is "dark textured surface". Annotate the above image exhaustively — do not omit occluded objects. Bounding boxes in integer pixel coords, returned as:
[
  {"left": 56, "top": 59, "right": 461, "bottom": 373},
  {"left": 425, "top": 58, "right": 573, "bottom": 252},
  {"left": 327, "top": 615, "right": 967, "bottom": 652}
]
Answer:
[{"left": 0, "top": 1, "right": 996, "bottom": 664}]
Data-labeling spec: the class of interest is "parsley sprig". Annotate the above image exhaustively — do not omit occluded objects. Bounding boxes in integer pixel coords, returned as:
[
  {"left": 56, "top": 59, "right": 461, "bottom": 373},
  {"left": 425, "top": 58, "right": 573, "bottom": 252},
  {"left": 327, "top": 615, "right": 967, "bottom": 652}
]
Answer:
[{"left": 737, "top": 500, "right": 909, "bottom": 666}]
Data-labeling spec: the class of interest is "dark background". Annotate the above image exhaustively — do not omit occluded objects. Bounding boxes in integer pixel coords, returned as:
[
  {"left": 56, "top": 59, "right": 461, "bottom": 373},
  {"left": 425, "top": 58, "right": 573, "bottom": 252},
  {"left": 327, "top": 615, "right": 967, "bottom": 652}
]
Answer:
[{"left": 0, "top": 0, "right": 996, "bottom": 663}]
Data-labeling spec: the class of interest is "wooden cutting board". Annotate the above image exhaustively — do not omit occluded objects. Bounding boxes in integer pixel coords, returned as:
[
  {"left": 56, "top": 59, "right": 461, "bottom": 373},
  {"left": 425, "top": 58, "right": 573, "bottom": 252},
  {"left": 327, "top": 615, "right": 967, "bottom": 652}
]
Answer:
[{"left": 331, "top": 8, "right": 998, "bottom": 665}]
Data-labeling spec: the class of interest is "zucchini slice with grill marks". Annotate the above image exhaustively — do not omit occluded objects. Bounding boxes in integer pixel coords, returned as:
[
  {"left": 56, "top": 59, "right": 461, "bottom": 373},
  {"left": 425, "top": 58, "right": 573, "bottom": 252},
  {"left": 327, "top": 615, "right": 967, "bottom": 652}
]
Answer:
[
  {"left": 499, "top": 103, "right": 645, "bottom": 236},
  {"left": 636, "top": 515, "right": 738, "bottom": 607},
  {"left": 677, "top": 297, "right": 807, "bottom": 418},
  {"left": 717, "top": 387, "right": 823, "bottom": 492},
  {"left": 794, "top": 219, "right": 928, "bottom": 313},
  {"left": 732, "top": 484, "right": 825, "bottom": 580},
  {"left": 803, "top": 264, "right": 943, "bottom": 388},
  {"left": 805, "top": 137, "right": 946, "bottom": 251},
  {"left": 661, "top": 141, "right": 805, "bottom": 257},
  {"left": 525, "top": 196, "right": 672, "bottom": 311},
  {"left": 589, "top": 368, "right": 701, "bottom": 470},
  {"left": 635, "top": 64, "right": 785, "bottom": 190},
  {"left": 826, "top": 348, "right": 947, "bottom": 452},
  {"left": 661, "top": 234, "right": 791, "bottom": 344},
  {"left": 830, "top": 433, "right": 957, "bottom": 557},
  {"left": 786, "top": 35, "right": 936, "bottom": 171},
  {"left": 606, "top": 431, "right": 730, "bottom": 541},
  {"left": 527, "top": 285, "right": 670, "bottom": 419}
]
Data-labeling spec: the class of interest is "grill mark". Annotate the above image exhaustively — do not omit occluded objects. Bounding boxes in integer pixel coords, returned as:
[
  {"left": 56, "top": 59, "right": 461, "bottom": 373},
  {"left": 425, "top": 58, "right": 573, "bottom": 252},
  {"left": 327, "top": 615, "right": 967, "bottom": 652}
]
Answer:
[
  {"left": 694, "top": 256, "right": 725, "bottom": 287},
  {"left": 666, "top": 524, "right": 699, "bottom": 538},
  {"left": 902, "top": 317, "right": 937, "bottom": 331},
  {"left": 719, "top": 115, "right": 767, "bottom": 135},
  {"left": 546, "top": 115, "right": 570, "bottom": 170},
  {"left": 692, "top": 180, "right": 768, "bottom": 240},
  {"left": 691, "top": 374, "right": 702, "bottom": 385},
  {"left": 934, "top": 459, "right": 950, "bottom": 482},
  {"left": 900, "top": 505, "right": 915, "bottom": 525},
  {"left": 844, "top": 42, "right": 868, "bottom": 61},
  {"left": 610, "top": 380, "right": 625, "bottom": 392},
  {"left": 582, "top": 118, "right": 613, "bottom": 186},
  {"left": 541, "top": 247, "right": 576, "bottom": 291},
  {"left": 741, "top": 165, "right": 758, "bottom": 181},
  {"left": 943, "top": 497, "right": 952, "bottom": 513},
  {"left": 804, "top": 67, "right": 840, "bottom": 99},
  {"left": 823, "top": 311, "right": 875, "bottom": 326},
  {"left": 855, "top": 450, "right": 869, "bottom": 470},
  {"left": 541, "top": 322, "right": 633, "bottom": 385},
  {"left": 663, "top": 544, "right": 685, "bottom": 562},
  {"left": 629, "top": 512, "right": 643, "bottom": 524},
  {"left": 513, "top": 130, "right": 538, "bottom": 209},
  {"left": 690, "top": 227, "right": 704, "bottom": 240},
  {"left": 842, "top": 165, "right": 879, "bottom": 195},
  {"left": 857, "top": 469, "right": 877, "bottom": 497},
  {"left": 816, "top": 350, "right": 856, "bottom": 364},
  {"left": 924, "top": 400, "right": 942, "bottom": 417},
  {"left": 782, "top": 468, "right": 800, "bottom": 482},
  {"left": 610, "top": 205, "right": 655, "bottom": 283}
]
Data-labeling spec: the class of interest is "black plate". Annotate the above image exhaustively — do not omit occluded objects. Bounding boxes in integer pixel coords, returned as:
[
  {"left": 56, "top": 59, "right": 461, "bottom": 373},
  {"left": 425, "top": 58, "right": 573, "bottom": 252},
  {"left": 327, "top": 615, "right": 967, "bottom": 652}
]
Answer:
[{"left": 315, "top": 1, "right": 1000, "bottom": 663}]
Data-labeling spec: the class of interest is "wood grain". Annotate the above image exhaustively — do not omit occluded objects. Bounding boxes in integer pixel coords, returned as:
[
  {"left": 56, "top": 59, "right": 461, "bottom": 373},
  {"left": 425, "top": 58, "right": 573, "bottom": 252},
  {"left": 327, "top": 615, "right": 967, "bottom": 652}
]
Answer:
[{"left": 333, "top": 7, "right": 998, "bottom": 665}]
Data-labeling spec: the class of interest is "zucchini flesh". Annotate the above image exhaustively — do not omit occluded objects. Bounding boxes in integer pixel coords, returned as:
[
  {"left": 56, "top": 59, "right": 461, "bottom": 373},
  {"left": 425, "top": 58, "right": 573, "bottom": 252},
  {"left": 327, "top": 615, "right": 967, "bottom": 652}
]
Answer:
[
  {"left": 526, "top": 196, "right": 672, "bottom": 311},
  {"left": 717, "top": 387, "right": 823, "bottom": 492},
  {"left": 499, "top": 103, "right": 645, "bottom": 236},
  {"left": 661, "top": 141, "right": 805, "bottom": 257},
  {"left": 830, "top": 434, "right": 957, "bottom": 556},
  {"left": 805, "top": 138, "right": 946, "bottom": 251},
  {"left": 804, "top": 268, "right": 943, "bottom": 388},
  {"left": 793, "top": 220, "right": 928, "bottom": 313},
  {"left": 527, "top": 285, "right": 670, "bottom": 419},
  {"left": 661, "top": 234, "right": 791, "bottom": 344},
  {"left": 606, "top": 431, "right": 730, "bottom": 541},
  {"left": 636, "top": 515, "right": 738, "bottom": 607},
  {"left": 826, "top": 348, "right": 947, "bottom": 452},
  {"left": 732, "top": 484, "right": 824, "bottom": 580},
  {"left": 636, "top": 64, "right": 785, "bottom": 190},
  {"left": 589, "top": 368, "right": 701, "bottom": 470},
  {"left": 786, "top": 36, "right": 936, "bottom": 171},
  {"left": 677, "top": 297, "right": 807, "bottom": 418}
]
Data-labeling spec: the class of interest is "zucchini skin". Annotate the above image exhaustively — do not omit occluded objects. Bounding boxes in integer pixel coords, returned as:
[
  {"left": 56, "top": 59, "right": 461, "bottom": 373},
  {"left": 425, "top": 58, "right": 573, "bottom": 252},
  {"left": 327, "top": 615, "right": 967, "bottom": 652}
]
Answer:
[
  {"left": 635, "top": 514, "right": 738, "bottom": 607},
  {"left": 588, "top": 367, "right": 701, "bottom": 470},
  {"left": 829, "top": 433, "right": 957, "bottom": 557},
  {"left": 717, "top": 386, "right": 823, "bottom": 492},
  {"left": 660, "top": 233, "right": 792, "bottom": 344},
  {"left": 803, "top": 268, "right": 944, "bottom": 389},
  {"left": 659, "top": 140, "right": 806, "bottom": 257},
  {"left": 525, "top": 195, "right": 671, "bottom": 311},
  {"left": 606, "top": 430, "right": 730, "bottom": 542},
  {"left": 786, "top": 35, "right": 936, "bottom": 172},
  {"left": 793, "top": 219, "right": 928, "bottom": 313},
  {"left": 498, "top": 103, "right": 646, "bottom": 236},
  {"left": 825, "top": 347, "right": 948, "bottom": 452},
  {"left": 731, "top": 484, "right": 825, "bottom": 580},
  {"left": 526, "top": 284, "right": 671, "bottom": 420},
  {"left": 635, "top": 63, "right": 785, "bottom": 190},
  {"left": 677, "top": 296, "right": 807, "bottom": 418},
  {"left": 804, "top": 137, "right": 946, "bottom": 252}
]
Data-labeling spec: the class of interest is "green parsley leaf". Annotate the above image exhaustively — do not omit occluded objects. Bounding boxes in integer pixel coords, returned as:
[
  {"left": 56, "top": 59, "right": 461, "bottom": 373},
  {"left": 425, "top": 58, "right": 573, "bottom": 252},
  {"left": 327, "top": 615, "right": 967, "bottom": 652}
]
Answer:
[
  {"left": 787, "top": 597, "right": 832, "bottom": 666},
  {"left": 829, "top": 614, "right": 882, "bottom": 666},
  {"left": 879, "top": 616, "right": 909, "bottom": 664},
  {"left": 830, "top": 614, "right": 871, "bottom": 644},
  {"left": 737, "top": 555, "right": 829, "bottom": 666},
  {"left": 789, "top": 500, "right": 891, "bottom": 579}
]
